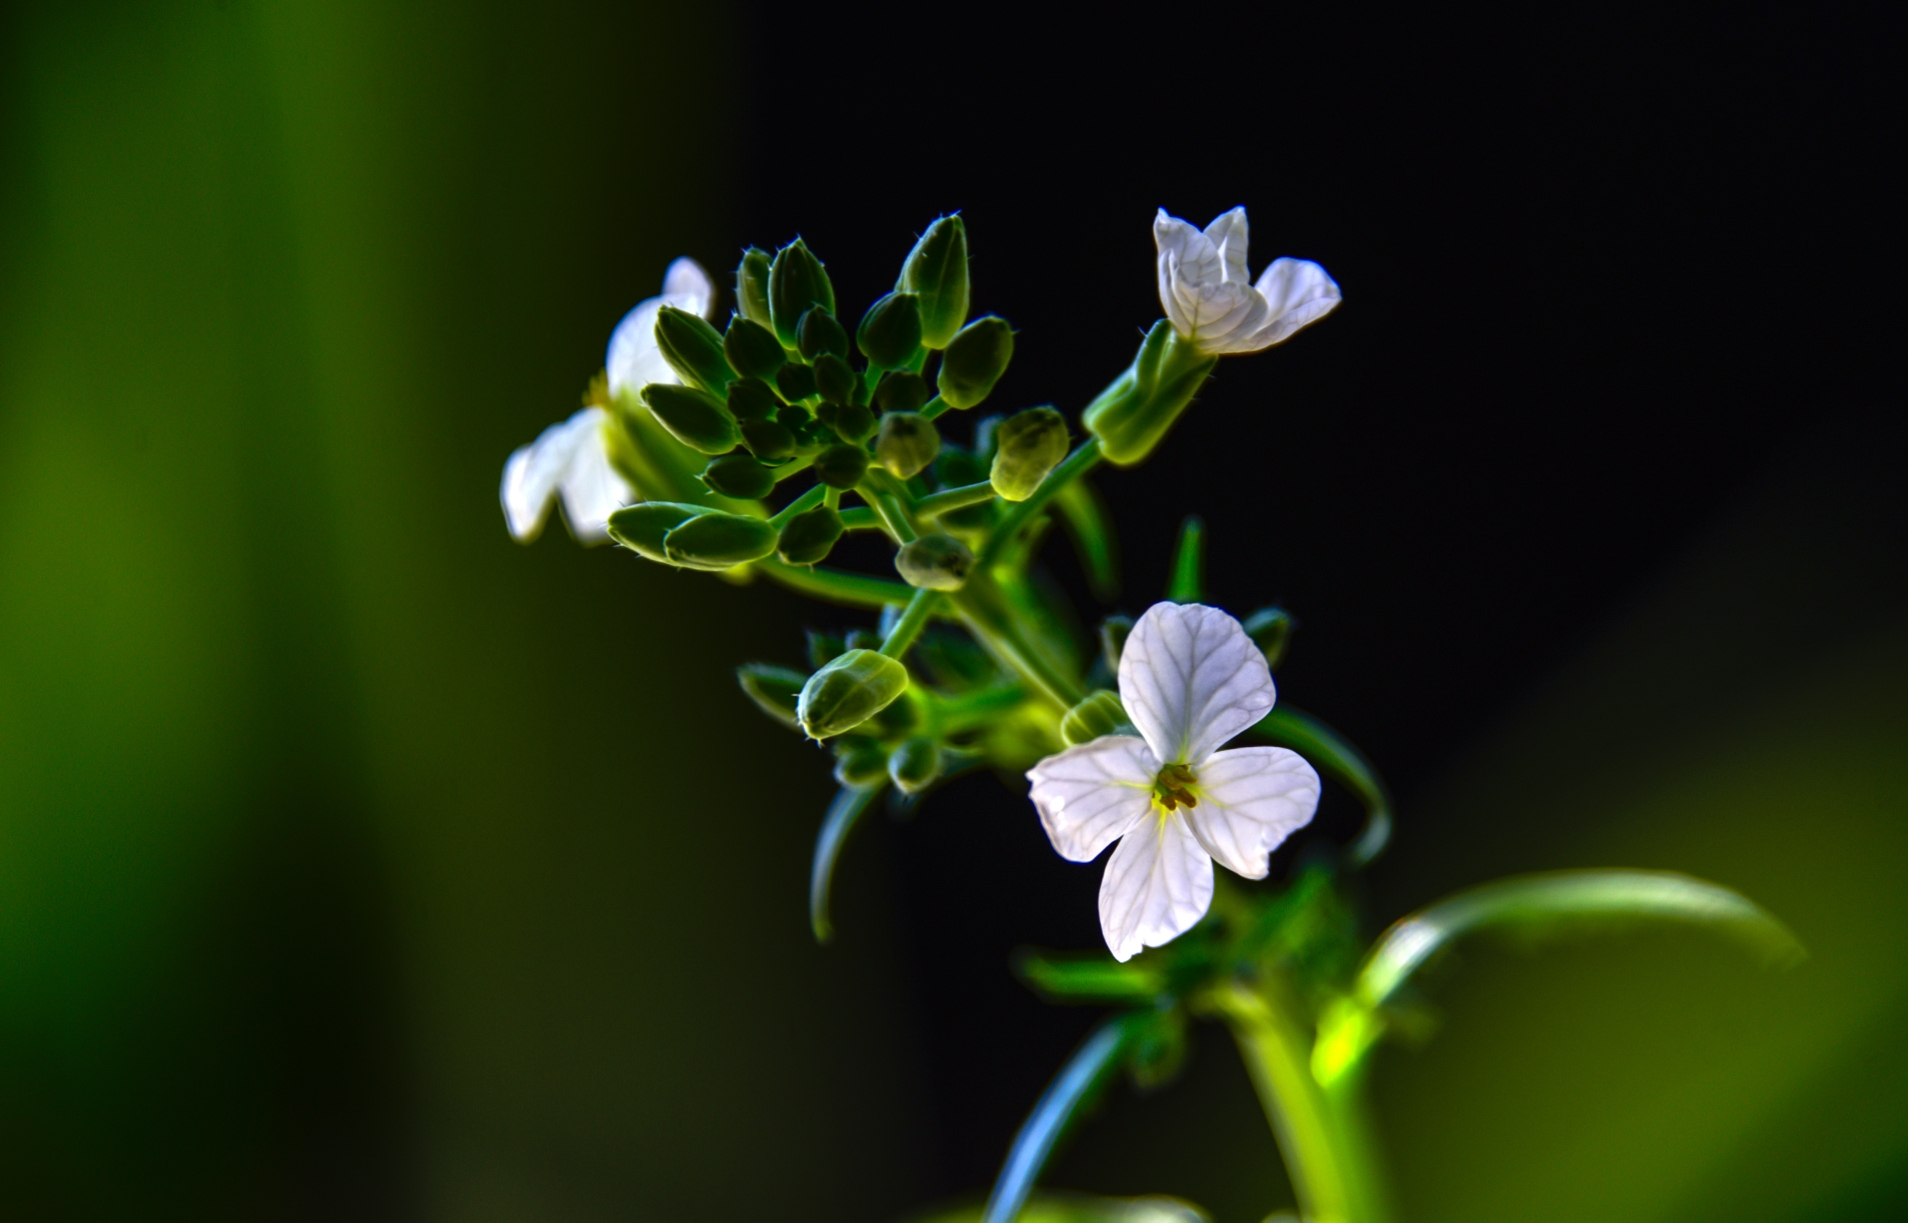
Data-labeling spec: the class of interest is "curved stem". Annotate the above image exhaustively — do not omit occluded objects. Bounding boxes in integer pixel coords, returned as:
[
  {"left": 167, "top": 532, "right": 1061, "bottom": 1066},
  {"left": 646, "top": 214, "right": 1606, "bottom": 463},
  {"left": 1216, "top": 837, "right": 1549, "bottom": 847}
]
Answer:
[
  {"left": 880, "top": 588, "right": 941, "bottom": 659},
  {"left": 758, "top": 556, "right": 920, "bottom": 611},
  {"left": 981, "top": 1015, "right": 1137, "bottom": 1223},
  {"left": 769, "top": 483, "right": 827, "bottom": 529},
  {"left": 977, "top": 439, "right": 1104, "bottom": 568},
  {"left": 917, "top": 480, "right": 997, "bottom": 519}
]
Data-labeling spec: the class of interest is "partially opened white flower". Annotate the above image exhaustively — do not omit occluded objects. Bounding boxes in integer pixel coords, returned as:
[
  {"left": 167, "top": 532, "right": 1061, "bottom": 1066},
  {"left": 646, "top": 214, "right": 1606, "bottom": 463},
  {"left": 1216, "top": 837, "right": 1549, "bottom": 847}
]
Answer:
[
  {"left": 500, "top": 257, "right": 714, "bottom": 543},
  {"left": 1155, "top": 208, "right": 1340, "bottom": 355},
  {"left": 1026, "top": 602, "right": 1321, "bottom": 961}
]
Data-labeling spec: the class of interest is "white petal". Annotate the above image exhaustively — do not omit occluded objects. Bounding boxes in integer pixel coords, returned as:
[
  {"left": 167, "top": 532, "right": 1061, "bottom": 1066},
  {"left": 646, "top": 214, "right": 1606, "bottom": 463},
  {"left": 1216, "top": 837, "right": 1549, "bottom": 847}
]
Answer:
[
  {"left": 1154, "top": 210, "right": 1224, "bottom": 337},
  {"left": 1182, "top": 747, "right": 1321, "bottom": 879},
  {"left": 1201, "top": 207, "right": 1252, "bottom": 285},
  {"left": 554, "top": 410, "right": 633, "bottom": 543},
  {"left": 661, "top": 256, "right": 716, "bottom": 320},
  {"left": 605, "top": 297, "right": 673, "bottom": 399},
  {"left": 1237, "top": 258, "right": 1342, "bottom": 350},
  {"left": 1026, "top": 735, "right": 1159, "bottom": 862},
  {"left": 1099, "top": 811, "right": 1213, "bottom": 962},
  {"left": 500, "top": 408, "right": 610, "bottom": 542},
  {"left": 1119, "top": 602, "right": 1277, "bottom": 765}
]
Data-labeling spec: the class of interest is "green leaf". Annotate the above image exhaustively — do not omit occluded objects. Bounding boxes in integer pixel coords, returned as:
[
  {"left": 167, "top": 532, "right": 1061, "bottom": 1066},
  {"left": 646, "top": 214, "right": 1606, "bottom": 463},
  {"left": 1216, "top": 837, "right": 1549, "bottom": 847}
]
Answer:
[
  {"left": 1164, "top": 515, "right": 1203, "bottom": 603},
  {"left": 981, "top": 1016, "right": 1140, "bottom": 1223},
  {"left": 808, "top": 784, "right": 883, "bottom": 943},
  {"left": 1015, "top": 950, "right": 1164, "bottom": 1004},
  {"left": 1249, "top": 705, "right": 1392, "bottom": 865},
  {"left": 1052, "top": 478, "right": 1119, "bottom": 601}
]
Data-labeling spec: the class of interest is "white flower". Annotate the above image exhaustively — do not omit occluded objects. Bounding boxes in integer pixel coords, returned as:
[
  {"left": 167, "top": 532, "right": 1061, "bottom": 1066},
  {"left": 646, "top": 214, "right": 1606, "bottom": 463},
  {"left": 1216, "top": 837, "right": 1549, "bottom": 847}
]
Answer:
[
  {"left": 500, "top": 257, "right": 714, "bottom": 543},
  {"left": 1154, "top": 208, "right": 1341, "bottom": 355},
  {"left": 1026, "top": 602, "right": 1321, "bottom": 961}
]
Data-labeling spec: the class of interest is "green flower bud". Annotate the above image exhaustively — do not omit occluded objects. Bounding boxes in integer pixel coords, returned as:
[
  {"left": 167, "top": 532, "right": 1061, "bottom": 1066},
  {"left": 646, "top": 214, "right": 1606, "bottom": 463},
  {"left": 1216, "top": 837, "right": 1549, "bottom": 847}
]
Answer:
[
  {"left": 797, "top": 307, "right": 849, "bottom": 361},
  {"left": 606, "top": 501, "right": 707, "bottom": 563},
  {"left": 813, "top": 352, "right": 857, "bottom": 406},
  {"left": 1241, "top": 606, "right": 1296, "bottom": 669},
  {"left": 769, "top": 239, "right": 835, "bottom": 347},
  {"left": 888, "top": 737, "right": 943, "bottom": 794},
  {"left": 642, "top": 383, "right": 739, "bottom": 455},
  {"left": 662, "top": 509, "right": 779, "bottom": 571},
  {"left": 814, "top": 443, "right": 870, "bottom": 489},
  {"left": 936, "top": 316, "right": 1014, "bottom": 410},
  {"left": 655, "top": 305, "right": 734, "bottom": 391},
  {"left": 701, "top": 454, "right": 775, "bottom": 500},
  {"left": 894, "top": 532, "right": 974, "bottom": 591},
  {"left": 831, "top": 402, "right": 877, "bottom": 445},
  {"left": 1060, "top": 690, "right": 1132, "bottom": 746},
  {"left": 875, "top": 411, "right": 941, "bottom": 479},
  {"left": 794, "top": 417, "right": 834, "bottom": 451},
  {"left": 898, "top": 215, "right": 969, "bottom": 349},
  {"left": 856, "top": 292, "right": 924, "bottom": 369},
  {"left": 833, "top": 737, "right": 889, "bottom": 788},
  {"left": 876, "top": 371, "right": 931, "bottom": 414},
  {"left": 723, "top": 316, "right": 786, "bottom": 381},
  {"left": 736, "top": 247, "right": 773, "bottom": 330},
  {"left": 1098, "top": 614, "right": 1133, "bottom": 673},
  {"left": 777, "top": 503, "right": 845, "bottom": 565},
  {"left": 740, "top": 417, "right": 798, "bottom": 462},
  {"left": 726, "top": 376, "right": 782, "bottom": 422},
  {"left": 989, "top": 406, "right": 1069, "bottom": 501},
  {"left": 1081, "top": 319, "right": 1220, "bottom": 467},
  {"left": 797, "top": 648, "right": 910, "bottom": 740},
  {"left": 736, "top": 662, "right": 808, "bottom": 729},
  {"left": 775, "top": 361, "right": 817, "bottom": 403}
]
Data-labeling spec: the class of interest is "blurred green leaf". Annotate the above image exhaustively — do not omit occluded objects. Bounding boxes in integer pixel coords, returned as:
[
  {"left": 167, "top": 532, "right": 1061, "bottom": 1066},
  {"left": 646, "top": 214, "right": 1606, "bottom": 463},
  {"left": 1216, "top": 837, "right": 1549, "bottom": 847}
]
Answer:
[
  {"left": 981, "top": 1015, "right": 1141, "bottom": 1223},
  {"left": 1249, "top": 705, "right": 1392, "bottom": 865},
  {"left": 1053, "top": 479, "right": 1120, "bottom": 601},
  {"left": 809, "top": 784, "right": 884, "bottom": 943},
  {"left": 1165, "top": 515, "right": 1204, "bottom": 603},
  {"left": 1015, "top": 950, "right": 1164, "bottom": 1004}
]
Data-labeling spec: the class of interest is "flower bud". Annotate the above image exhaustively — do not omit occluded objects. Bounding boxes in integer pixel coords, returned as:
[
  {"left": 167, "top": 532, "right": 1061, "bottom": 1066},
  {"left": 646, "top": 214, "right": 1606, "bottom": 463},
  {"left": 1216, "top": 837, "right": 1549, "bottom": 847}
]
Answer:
[
  {"left": 833, "top": 737, "right": 889, "bottom": 788},
  {"left": 876, "top": 371, "right": 930, "bottom": 414},
  {"left": 736, "top": 247, "right": 773, "bottom": 330},
  {"left": 831, "top": 402, "right": 877, "bottom": 445},
  {"left": 606, "top": 501, "right": 707, "bottom": 563},
  {"left": 736, "top": 662, "right": 807, "bottom": 729},
  {"left": 797, "top": 307, "right": 849, "bottom": 361},
  {"left": 776, "top": 503, "right": 845, "bottom": 565},
  {"left": 814, "top": 443, "right": 870, "bottom": 489},
  {"left": 775, "top": 361, "right": 817, "bottom": 403},
  {"left": 701, "top": 454, "right": 776, "bottom": 500},
  {"left": 1081, "top": 319, "right": 1220, "bottom": 466},
  {"left": 989, "top": 406, "right": 1069, "bottom": 501},
  {"left": 794, "top": 416, "right": 834, "bottom": 451},
  {"left": 936, "top": 316, "right": 1014, "bottom": 410},
  {"left": 1060, "top": 690, "right": 1132, "bottom": 746},
  {"left": 723, "top": 316, "right": 786, "bottom": 381},
  {"left": 797, "top": 648, "right": 910, "bottom": 740},
  {"left": 813, "top": 352, "right": 857, "bottom": 406},
  {"left": 642, "top": 383, "right": 740, "bottom": 455},
  {"left": 769, "top": 239, "right": 835, "bottom": 348},
  {"left": 875, "top": 411, "right": 941, "bottom": 479},
  {"left": 888, "top": 737, "right": 943, "bottom": 794},
  {"left": 655, "top": 305, "right": 734, "bottom": 391},
  {"left": 894, "top": 532, "right": 973, "bottom": 591},
  {"left": 740, "top": 417, "right": 798, "bottom": 462},
  {"left": 898, "top": 215, "right": 969, "bottom": 349},
  {"left": 726, "top": 376, "right": 782, "bottom": 422},
  {"left": 857, "top": 292, "right": 924, "bottom": 369},
  {"left": 662, "top": 509, "right": 779, "bottom": 570},
  {"left": 1241, "top": 606, "right": 1296, "bottom": 669}
]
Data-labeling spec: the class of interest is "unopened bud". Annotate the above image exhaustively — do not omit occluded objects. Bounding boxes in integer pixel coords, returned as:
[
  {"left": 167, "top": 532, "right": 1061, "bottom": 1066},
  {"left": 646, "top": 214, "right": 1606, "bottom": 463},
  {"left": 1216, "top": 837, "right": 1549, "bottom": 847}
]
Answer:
[
  {"left": 895, "top": 533, "right": 973, "bottom": 591},
  {"left": 898, "top": 215, "right": 969, "bottom": 349},
  {"left": 701, "top": 454, "right": 775, "bottom": 500},
  {"left": 1081, "top": 319, "right": 1219, "bottom": 466},
  {"left": 723, "top": 316, "right": 786, "bottom": 381},
  {"left": 736, "top": 662, "right": 807, "bottom": 729},
  {"left": 740, "top": 417, "right": 798, "bottom": 462},
  {"left": 775, "top": 361, "right": 817, "bottom": 403},
  {"left": 875, "top": 411, "right": 941, "bottom": 479},
  {"left": 989, "top": 406, "right": 1068, "bottom": 501},
  {"left": 1241, "top": 606, "right": 1296, "bottom": 669},
  {"left": 727, "top": 377, "right": 782, "bottom": 422},
  {"left": 1060, "top": 690, "right": 1132, "bottom": 746},
  {"left": 662, "top": 509, "right": 779, "bottom": 571},
  {"left": 857, "top": 292, "right": 924, "bottom": 369},
  {"left": 769, "top": 239, "right": 835, "bottom": 348},
  {"left": 797, "top": 648, "right": 910, "bottom": 740},
  {"left": 833, "top": 737, "right": 889, "bottom": 788},
  {"left": 642, "top": 383, "right": 739, "bottom": 455},
  {"left": 777, "top": 503, "right": 845, "bottom": 565},
  {"left": 798, "top": 307, "right": 849, "bottom": 361},
  {"left": 888, "top": 737, "right": 943, "bottom": 794},
  {"left": 736, "top": 247, "right": 773, "bottom": 330},
  {"left": 813, "top": 352, "right": 857, "bottom": 406},
  {"left": 876, "top": 371, "right": 931, "bottom": 413},
  {"left": 936, "top": 316, "right": 1014, "bottom": 410},
  {"left": 814, "top": 443, "right": 870, "bottom": 489},
  {"left": 655, "top": 305, "right": 734, "bottom": 391},
  {"left": 831, "top": 402, "right": 877, "bottom": 445},
  {"left": 606, "top": 501, "right": 707, "bottom": 564}
]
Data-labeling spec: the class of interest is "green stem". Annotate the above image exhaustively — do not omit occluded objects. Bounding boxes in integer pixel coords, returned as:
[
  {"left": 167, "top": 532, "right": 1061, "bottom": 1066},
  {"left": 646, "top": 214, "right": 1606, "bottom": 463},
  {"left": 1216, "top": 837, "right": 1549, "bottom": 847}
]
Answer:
[
  {"left": 947, "top": 575, "right": 1084, "bottom": 711},
  {"left": 920, "top": 393, "right": 951, "bottom": 420},
  {"left": 837, "top": 506, "right": 884, "bottom": 531},
  {"left": 880, "top": 588, "right": 940, "bottom": 659},
  {"left": 917, "top": 480, "right": 997, "bottom": 519},
  {"left": 977, "top": 438, "right": 1104, "bottom": 568},
  {"left": 769, "top": 483, "right": 827, "bottom": 529},
  {"left": 770, "top": 452, "right": 817, "bottom": 484},
  {"left": 859, "top": 470, "right": 920, "bottom": 543},
  {"left": 758, "top": 556, "right": 921, "bottom": 611}
]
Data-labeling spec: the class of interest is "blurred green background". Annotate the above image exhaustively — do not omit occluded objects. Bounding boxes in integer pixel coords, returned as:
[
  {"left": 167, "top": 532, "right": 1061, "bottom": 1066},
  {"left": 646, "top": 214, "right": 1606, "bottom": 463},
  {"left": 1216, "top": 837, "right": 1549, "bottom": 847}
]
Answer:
[{"left": 2, "top": 1, "right": 1901, "bottom": 1220}]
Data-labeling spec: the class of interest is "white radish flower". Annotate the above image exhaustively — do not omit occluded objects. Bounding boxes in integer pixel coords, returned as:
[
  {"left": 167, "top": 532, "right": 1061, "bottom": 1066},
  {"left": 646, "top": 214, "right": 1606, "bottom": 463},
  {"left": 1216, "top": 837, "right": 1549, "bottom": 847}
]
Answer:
[
  {"left": 500, "top": 257, "right": 714, "bottom": 543},
  {"left": 1026, "top": 602, "right": 1321, "bottom": 961},
  {"left": 1154, "top": 208, "right": 1341, "bottom": 355}
]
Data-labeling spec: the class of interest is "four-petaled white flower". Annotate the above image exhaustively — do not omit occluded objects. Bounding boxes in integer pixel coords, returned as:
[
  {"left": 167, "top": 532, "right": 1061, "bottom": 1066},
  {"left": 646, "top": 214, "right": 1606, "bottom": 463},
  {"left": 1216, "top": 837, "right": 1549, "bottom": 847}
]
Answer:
[
  {"left": 500, "top": 257, "right": 715, "bottom": 543},
  {"left": 1155, "top": 208, "right": 1341, "bottom": 356},
  {"left": 1026, "top": 602, "right": 1321, "bottom": 961}
]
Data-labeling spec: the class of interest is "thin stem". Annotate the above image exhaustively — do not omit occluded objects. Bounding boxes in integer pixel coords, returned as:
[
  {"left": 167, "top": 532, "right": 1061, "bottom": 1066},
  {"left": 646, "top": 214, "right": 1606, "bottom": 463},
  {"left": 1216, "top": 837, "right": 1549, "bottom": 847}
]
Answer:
[
  {"left": 947, "top": 581, "right": 1084, "bottom": 711},
  {"left": 880, "top": 588, "right": 941, "bottom": 659},
  {"left": 976, "top": 438, "right": 1104, "bottom": 568},
  {"left": 837, "top": 506, "right": 885, "bottom": 531},
  {"left": 757, "top": 556, "right": 921, "bottom": 611},
  {"left": 770, "top": 452, "right": 817, "bottom": 483},
  {"left": 920, "top": 393, "right": 951, "bottom": 420},
  {"left": 860, "top": 469, "right": 920, "bottom": 543},
  {"left": 917, "top": 480, "right": 997, "bottom": 518},
  {"left": 769, "top": 484, "right": 826, "bottom": 530},
  {"left": 981, "top": 1016, "right": 1136, "bottom": 1223}
]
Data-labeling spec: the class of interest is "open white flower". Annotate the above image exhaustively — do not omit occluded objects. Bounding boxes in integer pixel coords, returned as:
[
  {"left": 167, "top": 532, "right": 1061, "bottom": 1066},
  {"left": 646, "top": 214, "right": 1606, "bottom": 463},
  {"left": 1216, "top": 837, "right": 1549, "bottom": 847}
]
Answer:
[
  {"left": 1026, "top": 602, "right": 1321, "bottom": 961},
  {"left": 500, "top": 257, "right": 714, "bottom": 543},
  {"left": 1155, "top": 208, "right": 1340, "bottom": 355}
]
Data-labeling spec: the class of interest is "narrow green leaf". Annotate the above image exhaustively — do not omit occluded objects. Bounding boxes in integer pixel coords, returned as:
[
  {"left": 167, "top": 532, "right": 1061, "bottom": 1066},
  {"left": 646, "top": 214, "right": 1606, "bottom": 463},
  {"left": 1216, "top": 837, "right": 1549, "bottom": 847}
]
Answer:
[
  {"left": 1015, "top": 950, "right": 1164, "bottom": 1004},
  {"left": 1358, "top": 869, "right": 1805, "bottom": 1008},
  {"left": 1164, "top": 515, "right": 1203, "bottom": 603},
  {"left": 1249, "top": 705, "right": 1392, "bottom": 865},
  {"left": 808, "top": 784, "right": 884, "bottom": 943},
  {"left": 1053, "top": 479, "right": 1119, "bottom": 601},
  {"left": 982, "top": 1016, "right": 1139, "bottom": 1223}
]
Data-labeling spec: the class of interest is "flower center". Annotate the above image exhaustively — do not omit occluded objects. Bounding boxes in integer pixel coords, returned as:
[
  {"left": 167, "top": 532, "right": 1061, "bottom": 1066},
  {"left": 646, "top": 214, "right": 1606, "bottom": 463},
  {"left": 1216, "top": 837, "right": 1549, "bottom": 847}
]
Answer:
[{"left": 1153, "top": 763, "right": 1199, "bottom": 812}]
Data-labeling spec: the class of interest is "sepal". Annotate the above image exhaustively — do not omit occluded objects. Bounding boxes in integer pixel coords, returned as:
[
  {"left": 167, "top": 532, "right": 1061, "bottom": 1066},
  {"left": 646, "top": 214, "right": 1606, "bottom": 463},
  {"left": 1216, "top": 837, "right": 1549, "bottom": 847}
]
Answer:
[
  {"left": 897, "top": 215, "right": 969, "bottom": 349},
  {"left": 723, "top": 316, "right": 786, "bottom": 380},
  {"left": 1081, "top": 320, "right": 1218, "bottom": 466},
  {"left": 895, "top": 533, "right": 974, "bottom": 591},
  {"left": 989, "top": 406, "right": 1068, "bottom": 501},
  {"left": 936, "top": 315, "right": 1014, "bottom": 409},
  {"left": 642, "top": 383, "right": 740, "bottom": 455},
  {"left": 875, "top": 411, "right": 941, "bottom": 478},
  {"left": 769, "top": 239, "right": 835, "bottom": 347},
  {"left": 797, "top": 648, "right": 911, "bottom": 739},
  {"left": 735, "top": 662, "right": 807, "bottom": 729},
  {"left": 654, "top": 305, "right": 734, "bottom": 391}
]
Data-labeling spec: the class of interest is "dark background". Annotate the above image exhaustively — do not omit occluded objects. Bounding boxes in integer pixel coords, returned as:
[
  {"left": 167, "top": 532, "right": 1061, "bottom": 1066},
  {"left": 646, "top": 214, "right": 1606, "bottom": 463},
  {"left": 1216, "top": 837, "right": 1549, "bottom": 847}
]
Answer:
[{"left": 1, "top": 0, "right": 1900, "bottom": 1219}]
